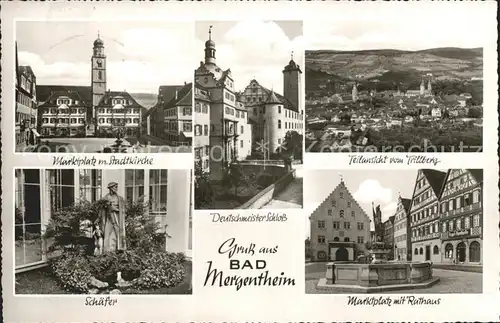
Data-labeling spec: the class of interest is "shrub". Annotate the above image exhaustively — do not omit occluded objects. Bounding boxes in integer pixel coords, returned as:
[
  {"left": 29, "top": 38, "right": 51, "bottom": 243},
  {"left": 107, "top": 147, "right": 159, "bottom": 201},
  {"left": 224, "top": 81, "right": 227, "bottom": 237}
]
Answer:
[
  {"left": 133, "top": 251, "right": 186, "bottom": 290},
  {"left": 49, "top": 251, "right": 93, "bottom": 293}
]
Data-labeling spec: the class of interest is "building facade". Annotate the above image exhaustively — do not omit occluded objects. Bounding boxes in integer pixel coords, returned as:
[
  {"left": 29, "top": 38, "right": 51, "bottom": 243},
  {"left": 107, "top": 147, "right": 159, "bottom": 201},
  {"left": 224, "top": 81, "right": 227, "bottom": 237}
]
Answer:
[
  {"left": 39, "top": 91, "right": 88, "bottom": 137},
  {"left": 393, "top": 196, "right": 412, "bottom": 261},
  {"left": 194, "top": 85, "right": 212, "bottom": 173},
  {"left": 383, "top": 215, "right": 395, "bottom": 260},
  {"left": 163, "top": 83, "right": 193, "bottom": 146},
  {"left": 15, "top": 168, "right": 192, "bottom": 273},
  {"left": 194, "top": 29, "right": 252, "bottom": 179},
  {"left": 309, "top": 179, "right": 371, "bottom": 262},
  {"left": 241, "top": 80, "right": 304, "bottom": 154},
  {"left": 409, "top": 169, "right": 447, "bottom": 263},
  {"left": 15, "top": 42, "right": 39, "bottom": 149},
  {"left": 439, "top": 169, "right": 483, "bottom": 264},
  {"left": 95, "top": 91, "right": 143, "bottom": 137}
]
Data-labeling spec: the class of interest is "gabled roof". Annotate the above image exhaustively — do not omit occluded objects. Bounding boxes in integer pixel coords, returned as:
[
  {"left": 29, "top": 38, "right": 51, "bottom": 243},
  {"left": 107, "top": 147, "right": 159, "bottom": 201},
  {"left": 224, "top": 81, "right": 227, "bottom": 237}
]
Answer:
[
  {"left": 36, "top": 85, "right": 92, "bottom": 104},
  {"left": 38, "top": 90, "right": 88, "bottom": 108},
  {"left": 400, "top": 197, "right": 412, "bottom": 214},
  {"left": 164, "top": 82, "right": 192, "bottom": 107},
  {"left": 266, "top": 90, "right": 282, "bottom": 104},
  {"left": 421, "top": 169, "right": 447, "bottom": 198},
  {"left": 97, "top": 91, "right": 145, "bottom": 109}
]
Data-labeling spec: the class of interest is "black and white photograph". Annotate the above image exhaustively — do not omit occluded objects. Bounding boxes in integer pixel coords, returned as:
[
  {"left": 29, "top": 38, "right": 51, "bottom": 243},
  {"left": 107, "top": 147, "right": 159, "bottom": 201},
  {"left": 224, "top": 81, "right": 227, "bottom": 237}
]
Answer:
[
  {"left": 15, "top": 21, "right": 194, "bottom": 153},
  {"left": 304, "top": 11, "right": 485, "bottom": 153},
  {"left": 193, "top": 21, "right": 305, "bottom": 210},
  {"left": 14, "top": 168, "right": 192, "bottom": 295},
  {"left": 305, "top": 169, "right": 483, "bottom": 294}
]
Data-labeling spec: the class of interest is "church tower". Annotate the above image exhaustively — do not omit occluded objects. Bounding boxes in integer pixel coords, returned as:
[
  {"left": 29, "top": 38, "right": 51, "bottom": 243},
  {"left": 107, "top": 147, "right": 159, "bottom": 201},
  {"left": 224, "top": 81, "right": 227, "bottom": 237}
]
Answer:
[
  {"left": 204, "top": 26, "right": 216, "bottom": 65},
  {"left": 91, "top": 33, "right": 107, "bottom": 110},
  {"left": 419, "top": 78, "right": 425, "bottom": 96},
  {"left": 283, "top": 52, "right": 302, "bottom": 113},
  {"left": 427, "top": 76, "right": 432, "bottom": 95},
  {"left": 352, "top": 83, "right": 358, "bottom": 103}
]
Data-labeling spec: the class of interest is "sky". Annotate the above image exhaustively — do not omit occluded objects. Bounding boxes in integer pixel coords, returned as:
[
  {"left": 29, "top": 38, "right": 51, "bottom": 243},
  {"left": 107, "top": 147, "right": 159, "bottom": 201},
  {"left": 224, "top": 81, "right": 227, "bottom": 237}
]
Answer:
[
  {"left": 195, "top": 20, "right": 304, "bottom": 93},
  {"left": 304, "top": 169, "right": 420, "bottom": 238},
  {"left": 16, "top": 21, "right": 195, "bottom": 94},
  {"left": 304, "top": 4, "right": 491, "bottom": 51}
]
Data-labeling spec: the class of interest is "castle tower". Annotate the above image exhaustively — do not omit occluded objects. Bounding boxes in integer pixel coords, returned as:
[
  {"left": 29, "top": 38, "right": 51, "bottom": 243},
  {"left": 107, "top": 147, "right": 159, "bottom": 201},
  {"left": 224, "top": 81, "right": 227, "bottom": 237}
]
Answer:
[
  {"left": 352, "top": 83, "right": 358, "bottom": 103},
  {"left": 204, "top": 25, "right": 216, "bottom": 65},
  {"left": 282, "top": 51, "right": 302, "bottom": 113},
  {"left": 91, "top": 33, "right": 107, "bottom": 113},
  {"left": 419, "top": 78, "right": 425, "bottom": 96}
]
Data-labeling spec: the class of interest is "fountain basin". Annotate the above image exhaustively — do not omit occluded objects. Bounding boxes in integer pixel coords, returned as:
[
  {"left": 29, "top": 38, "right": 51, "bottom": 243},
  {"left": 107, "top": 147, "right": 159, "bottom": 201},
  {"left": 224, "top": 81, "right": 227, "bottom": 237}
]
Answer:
[{"left": 317, "top": 261, "right": 440, "bottom": 293}]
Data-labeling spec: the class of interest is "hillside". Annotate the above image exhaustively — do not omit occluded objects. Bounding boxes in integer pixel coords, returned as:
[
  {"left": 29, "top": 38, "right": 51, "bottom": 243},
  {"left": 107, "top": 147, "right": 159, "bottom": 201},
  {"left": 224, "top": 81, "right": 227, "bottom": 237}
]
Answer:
[{"left": 306, "top": 47, "right": 483, "bottom": 93}]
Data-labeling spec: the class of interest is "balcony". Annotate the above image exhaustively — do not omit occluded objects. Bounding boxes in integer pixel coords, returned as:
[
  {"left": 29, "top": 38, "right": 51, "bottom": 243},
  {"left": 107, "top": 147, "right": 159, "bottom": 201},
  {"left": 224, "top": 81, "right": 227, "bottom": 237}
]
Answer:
[
  {"left": 411, "top": 232, "right": 440, "bottom": 242},
  {"left": 441, "top": 202, "right": 482, "bottom": 219}
]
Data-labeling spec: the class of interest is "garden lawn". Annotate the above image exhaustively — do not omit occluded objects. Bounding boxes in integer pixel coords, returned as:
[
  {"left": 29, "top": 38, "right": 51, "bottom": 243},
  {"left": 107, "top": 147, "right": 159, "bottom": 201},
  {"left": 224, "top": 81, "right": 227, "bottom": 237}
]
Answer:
[{"left": 15, "top": 261, "right": 192, "bottom": 295}]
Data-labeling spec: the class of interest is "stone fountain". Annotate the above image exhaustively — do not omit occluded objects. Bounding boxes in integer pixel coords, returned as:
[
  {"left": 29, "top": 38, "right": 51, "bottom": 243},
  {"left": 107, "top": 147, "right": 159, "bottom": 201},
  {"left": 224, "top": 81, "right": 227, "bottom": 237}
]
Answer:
[
  {"left": 316, "top": 204, "right": 439, "bottom": 293},
  {"left": 103, "top": 127, "right": 132, "bottom": 153}
]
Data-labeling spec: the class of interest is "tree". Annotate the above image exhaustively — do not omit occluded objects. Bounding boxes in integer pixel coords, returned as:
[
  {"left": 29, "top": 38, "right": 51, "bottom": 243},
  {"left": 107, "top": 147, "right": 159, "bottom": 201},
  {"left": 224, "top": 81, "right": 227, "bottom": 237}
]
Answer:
[
  {"left": 467, "top": 107, "right": 481, "bottom": 118},
  {"left": 277, "top": 130, "right": 303, "bottom": 162},
  {"left": 194, "top": 160, "right": 214, "bottom": 209},
  {"left": 221, "top": 161, "right": 245, "bottom": 197}
]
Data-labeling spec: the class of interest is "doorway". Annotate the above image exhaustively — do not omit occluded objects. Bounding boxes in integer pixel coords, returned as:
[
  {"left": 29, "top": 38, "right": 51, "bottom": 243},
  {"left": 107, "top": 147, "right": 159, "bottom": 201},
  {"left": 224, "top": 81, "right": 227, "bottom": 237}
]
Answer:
[
  {"left": 335, "top": 247, "right": 349, "bottom": 261},
  {"left": 457, "top": 242, "right": 466, "bottom": 263},
  {"left": 425, "top": 245, "right": 431, "bottom": 261}
]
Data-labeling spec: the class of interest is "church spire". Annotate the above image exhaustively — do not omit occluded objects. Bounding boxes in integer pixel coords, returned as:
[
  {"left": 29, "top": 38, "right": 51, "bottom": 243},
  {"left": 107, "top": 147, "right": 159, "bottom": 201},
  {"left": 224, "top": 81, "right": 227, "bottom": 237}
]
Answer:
[{"left": 204, "top": 25, "right": 216, "bottom": 65}]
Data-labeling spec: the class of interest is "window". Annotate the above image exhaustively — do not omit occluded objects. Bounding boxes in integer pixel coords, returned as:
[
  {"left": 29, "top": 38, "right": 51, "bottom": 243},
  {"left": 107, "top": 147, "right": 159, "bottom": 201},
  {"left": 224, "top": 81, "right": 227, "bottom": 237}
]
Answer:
[
  {"left": 449, "top": 221, "right": 454, "bottom": 231},
  {"left": 15, "top": 169, "right": 43, "bottom": 267},
  {"left": 333, "top": 221, "right": 339, "bottom": 229},
  {"left": 472, "top": 190, "right": 480, "bottom": 204},
  {"left": 347, "top": 201, "right": 351, "bottom": 208},
  {"left": 240, "top": 125, "right": 244, "bottom": 134},
  {"left": 465, "top": 216, "right": 470, "bottom": 229},
  {"left": 278, "top": 106, "right": 281, "bottom": 113},
  {"left": 433, "top": 245, "right": 439, "bottom": 255},
  {"left": 79, "top": 170, "right": 102, "bottom": 202},
  {"left": 48, "top": 170, "right": 75, "bottom": 214},
  {"left": 183, "top": 108, "right": 192, "bottom": 116},
  {"left": 149, "top": 170, "right": 168, "bottom": 224},
  {"left": 445, "top": 243, "right": 453, "bottom": 258},
  {"left": 351, "top": 211, "right": 355, "bottom": 217},
  {"left": 344, "top": 237, "right": 350, "bottom": 242},
  {"left": 183, "top": 122, "right": 192, "bottom": 132},
  {"left": 357, "top": 236, "right": 364, "bottom": 244},
  {"left": 344, "top": 222, "right": 350, "bottom": 230},
  {"left": 333, "top": 237, "right": 340, "bottom": 241},
  {"left": 317, "top": 235, "right": 325, "bottom": 244},
  {"left": 317, "top": 221, "right": 325, "bottom": 229},
  {"left": 278, "top": 120, "right": 281, "bottom": 129},
  {"left": 327, "top": 209, "right": 332, "bottom": 216},
  {"left": 414, "top": 248, "right": 418, "bottom": 255},
  {"left": 472, "top": 214, "right": 479, "bottom": 227},
  {"left": 125, "top": 170, "right": 145, "bottom": 202},
  {"left": 240, "top": 140, "right": 243, "bottom": 148},
  {"left": 339, "top": 210, "right": 344, "bottom": 217},
  {"left": 331, "top": 200, "right": 336, "bottom": 207},
  {"left": 204, "top": 125, "right": 208, "bottom": 136},
  {"left": 419, "top": 247, "right": 423, "bottom": 255},
  {"left": 357, "top": 222, "right": 364, "bottom": 230}
]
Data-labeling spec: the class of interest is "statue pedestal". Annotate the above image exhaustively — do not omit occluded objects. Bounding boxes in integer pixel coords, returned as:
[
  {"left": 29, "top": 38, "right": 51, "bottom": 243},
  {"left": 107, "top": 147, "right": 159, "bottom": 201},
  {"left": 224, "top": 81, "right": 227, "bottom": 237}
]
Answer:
[{"left": 369, "top": 249, "right": 389, "bottom": 264}]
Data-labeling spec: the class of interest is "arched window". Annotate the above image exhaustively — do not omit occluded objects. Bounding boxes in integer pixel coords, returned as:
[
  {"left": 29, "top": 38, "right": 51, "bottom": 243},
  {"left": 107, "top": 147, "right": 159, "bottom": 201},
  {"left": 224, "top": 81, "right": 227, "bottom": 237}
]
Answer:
[
  {"left": 469, "top": 241, "right": 480, "bottom": 262},
  {"left": 419, "top": 247, "right": 423, "bottom": 255},
  {"left": 472, "top": 190, "right": 481, "bottom": 204},
  {"left": 414, "top": 248, "right": 418, "bottom": 255},
  {"left": 339, "top": 210, "right": 344, "bottom": 217},
  {"left": 333, "top": 237, "right": 340, "bottom": 242},
  {"left": 445, "top": 243, "right": 453, "bottom": 258},
  {"left": 344, "top": 237, "right": 350, "bottom": 242},
  {"left": 433, "top": 245, "right": 439, "bottom": 255}
]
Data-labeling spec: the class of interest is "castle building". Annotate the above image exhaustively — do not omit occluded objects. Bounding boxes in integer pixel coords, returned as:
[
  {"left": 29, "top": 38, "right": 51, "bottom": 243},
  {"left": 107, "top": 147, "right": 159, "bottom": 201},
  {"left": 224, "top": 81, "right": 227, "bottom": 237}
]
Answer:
[
  {"left": 393, "top": 196, "right": 412, "bottom": 261},
  {"left": 409, "top": 169, "right": 447, "bottom": 263},
  {"left": 15, "top": 168, "right": 192, "bottom": 273},
  {"left": 439, "top": 169, "right": 483, "bottom": 264},
  {"left": 309, "top": 179, "right": 371, "bottom": 262},
  {"left": 15, "top": 41, "right": 39, "bottom": 149},
  {"left": 194, "top": 27, "right": 252, "bottom": 178}
]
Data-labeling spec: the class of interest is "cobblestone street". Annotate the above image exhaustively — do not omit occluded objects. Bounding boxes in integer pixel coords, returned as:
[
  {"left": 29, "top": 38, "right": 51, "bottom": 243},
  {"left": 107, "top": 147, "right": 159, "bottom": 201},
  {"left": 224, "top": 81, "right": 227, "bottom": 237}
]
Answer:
[{"left": 305, "top": 263, "right": 482, "bottom": 294}]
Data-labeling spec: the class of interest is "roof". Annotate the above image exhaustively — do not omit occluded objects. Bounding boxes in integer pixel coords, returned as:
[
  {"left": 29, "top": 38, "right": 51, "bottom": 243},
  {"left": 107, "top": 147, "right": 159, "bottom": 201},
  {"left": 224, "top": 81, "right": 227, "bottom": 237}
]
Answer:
[
  {"left": 421, "top": 169, "right": 447, "bottom": 197},
  {"left": 283, "top": 58, "right": 302, "bottom": 73},
  {"left": 38, "top": 90, "right": 87, "bottom": 108},
  {"left": 401, "top": 198, "right": 412, "bottom": 214},
  {"left": 164, "top": 82, "right": 192, "bottom": 107},
  {"left": 129, "top": 93, "right": 158, "bottom": 109},
  {"left": 266, "top": 90, "right": 282, "bottom": 104},
  {"left": 36, "top": 85, "right": 92, "bottom": 104},
  {"left": 97, "top": 91, "right": 145, "bottom": 108}
]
